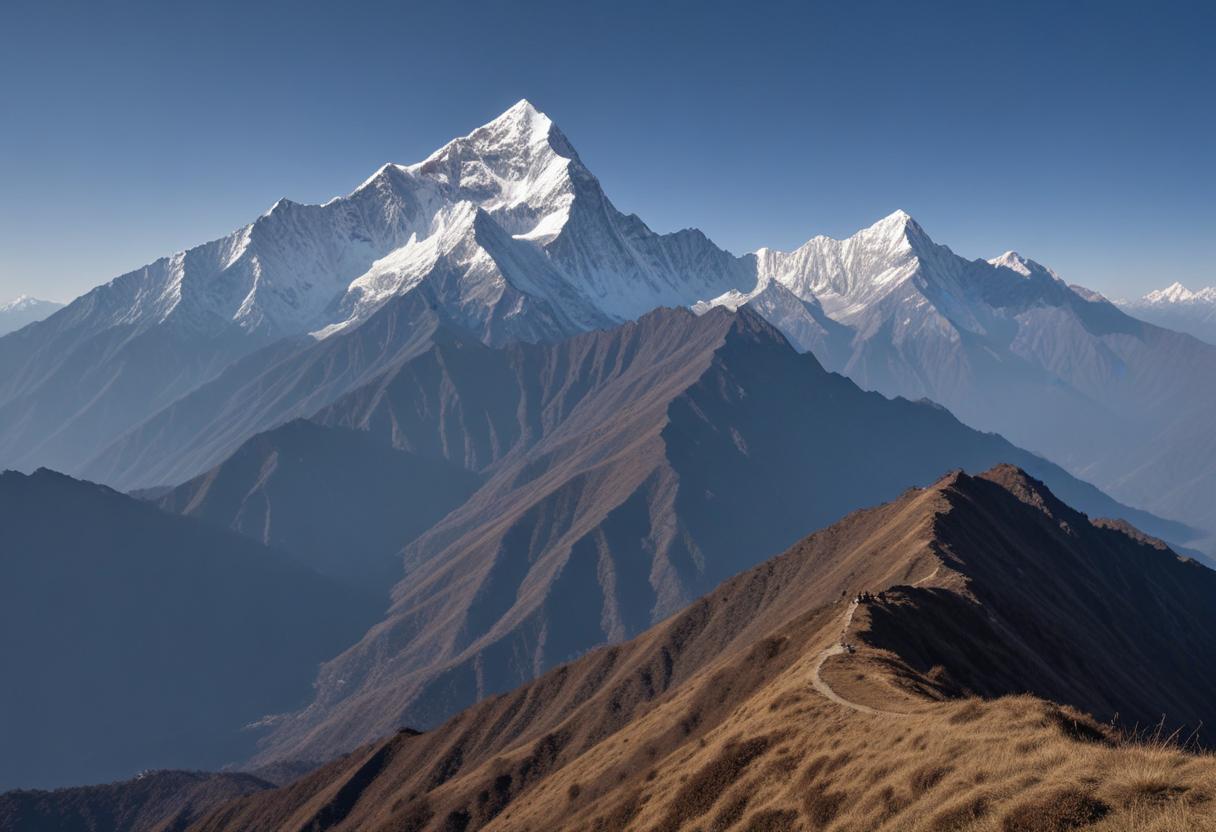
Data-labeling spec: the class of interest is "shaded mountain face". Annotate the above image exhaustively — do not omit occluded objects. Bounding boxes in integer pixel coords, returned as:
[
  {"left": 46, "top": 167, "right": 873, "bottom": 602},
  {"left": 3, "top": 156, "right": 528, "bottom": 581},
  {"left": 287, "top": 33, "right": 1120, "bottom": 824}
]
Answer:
[
  {"left": 176, "top": 467, "right": 1216, "bottom": 832},
  {"left": 1115, "top": 281, "right": 1216, "bottom": 345},
  {"left": 0, "top": 470, "right": 378, "bottom": 791},
  {"left": 153, "top": 420, "right": 481, "bottom": 594},
  {"left": 248, "top": 307, "right": 1188, "bottom": 765},
  {"left": 0, "top": 771, "right": 274, "bottom": 832},
  {"left": 0, "top": 296, "right": 63, "bottom": 336},
  {"left": 862, "top": 465, "right": 1216, "bottom": 735}
]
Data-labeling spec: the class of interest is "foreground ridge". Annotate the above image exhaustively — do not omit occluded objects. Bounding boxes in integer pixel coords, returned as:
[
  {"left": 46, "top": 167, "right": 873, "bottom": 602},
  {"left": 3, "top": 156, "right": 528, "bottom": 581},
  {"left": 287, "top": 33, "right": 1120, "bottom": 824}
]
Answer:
[{"left": 112, "top": 465, "right": 1216, "bottom": 832}]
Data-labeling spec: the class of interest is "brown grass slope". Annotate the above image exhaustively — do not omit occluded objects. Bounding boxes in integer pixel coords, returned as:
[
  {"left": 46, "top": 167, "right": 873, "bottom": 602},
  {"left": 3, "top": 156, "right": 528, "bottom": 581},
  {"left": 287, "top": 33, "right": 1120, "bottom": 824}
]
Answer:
[
  {"left": 256, "top": 307, "right": 1185, "bottom": 765},
  {"left": 186, "top": 466, "right": 1216, "bottom": 832},
  {"left": 861, "top": 465, "right": 1216, "bottom": 736}
]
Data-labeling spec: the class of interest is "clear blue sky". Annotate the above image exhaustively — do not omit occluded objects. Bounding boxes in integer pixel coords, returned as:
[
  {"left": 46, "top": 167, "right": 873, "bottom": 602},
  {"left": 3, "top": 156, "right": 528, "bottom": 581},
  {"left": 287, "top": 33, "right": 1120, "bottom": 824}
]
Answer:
[{"left": 2, "top": 0, "right": 1212, "bottom": 302}]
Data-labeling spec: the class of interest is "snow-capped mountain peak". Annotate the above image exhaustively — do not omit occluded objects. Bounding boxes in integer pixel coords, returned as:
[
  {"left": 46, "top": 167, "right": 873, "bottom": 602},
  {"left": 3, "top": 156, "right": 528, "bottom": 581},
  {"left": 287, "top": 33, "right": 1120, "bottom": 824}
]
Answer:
[
  {"left": 0, "top": 294, "right": 63, "bottom": 314},
  {"left": 865, "top": 208, "right": 923, "bottom": 242},
  {"left": 1, "top": 295, "right": 38, "bottom": 312},
  {"left": 1115, "top": 281, "right": 1216, "bottom": 345},
  {"left": 987, "top": 250, "right": 1064, "bottom": 284},
  {"left": 52, "top": 102, "right": 583, "bottom": 342},
  {"left": 0, "top": 295, "right": 65, "bottom": 335},
  {"left": 740, "top": 209, "right": 940, "bottom": 326},
  {"left": 1140, "top": 281, "right": 1216, "bottom": 305},
  {"left": 989, "top": 251, "right": 1033, "bottom": 276},
  {"left": 405, "top": 98, "right": 577, "bottom": 243},
  {"left": 418, "top": 98, "right": 556, "bottom": 171},
  {"left": 43, "top": 99, "right": 762, "bottom": 348},
  {"left": 1146, "top": 282, "right": 1191, "bottom": 303}
]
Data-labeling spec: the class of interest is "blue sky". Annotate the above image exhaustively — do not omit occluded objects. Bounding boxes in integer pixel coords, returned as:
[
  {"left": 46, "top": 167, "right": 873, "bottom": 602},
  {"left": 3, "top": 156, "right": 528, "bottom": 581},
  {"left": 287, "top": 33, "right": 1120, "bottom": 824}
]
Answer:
[{"left": 1, "top": 0, "right": 1212, "bottom": 302}]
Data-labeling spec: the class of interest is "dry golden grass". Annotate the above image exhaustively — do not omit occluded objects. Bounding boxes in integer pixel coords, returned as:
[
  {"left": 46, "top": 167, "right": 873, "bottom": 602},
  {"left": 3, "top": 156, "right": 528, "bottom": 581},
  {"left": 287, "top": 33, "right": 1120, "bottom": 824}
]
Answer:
[
  {"left": 488, "top": 661, "right": 1216, "bottom": 832},
  {"left": 189, "top": 600, "right": 1216, "bottom": 832}
]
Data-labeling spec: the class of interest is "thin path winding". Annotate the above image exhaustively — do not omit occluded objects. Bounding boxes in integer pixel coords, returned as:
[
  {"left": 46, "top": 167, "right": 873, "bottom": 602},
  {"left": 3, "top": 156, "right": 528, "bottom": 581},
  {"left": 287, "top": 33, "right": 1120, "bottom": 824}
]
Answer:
[
  {"left": 810, "top": 601, "right": 881, "bottom": 714},
  {"left": 809, "top": 599, "right": 904, "bottom": 717},
  {"left": 811, "top": 564, "right": 944, "bottom": 715}
]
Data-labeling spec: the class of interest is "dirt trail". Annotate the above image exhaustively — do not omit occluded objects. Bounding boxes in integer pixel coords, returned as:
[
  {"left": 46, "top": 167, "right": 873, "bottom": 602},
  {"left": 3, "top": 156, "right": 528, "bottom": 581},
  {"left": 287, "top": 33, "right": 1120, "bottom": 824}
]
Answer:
[{"left": 809, "top": 600, "right": 904, "bottom": 717}]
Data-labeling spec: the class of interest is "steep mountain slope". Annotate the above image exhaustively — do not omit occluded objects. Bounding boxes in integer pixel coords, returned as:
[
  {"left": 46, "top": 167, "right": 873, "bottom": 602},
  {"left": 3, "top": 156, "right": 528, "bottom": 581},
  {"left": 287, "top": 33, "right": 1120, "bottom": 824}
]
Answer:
[
  {"left": 78, "top": 289, "right": 453, "bottom": 490},
  {"left": 859, "top": 465, "right": 1216, "bottom": 731},
  {"left": 180, "top": 466, "right": 1216, "bottom": 832},
  {"left": 0, "top": 470, "right": 378, "bottom": 791},
  {"left": 152, "top": 420, "right": 481, "bottom": 594},
  {"left": 0, "top": 296, "right": 63, "bottom": 335},
  {"left": 253, "top": 307, "right": 1187, "bottom": 764},
  {"left": 0, "top": 771, "right": 275, "bottom": 832},
  {"left": 707, "top": 212, "right": 1216, "bottom": 550},
  {"left": 1115, "top": 281, "right": 1216, "bottom": 345}
]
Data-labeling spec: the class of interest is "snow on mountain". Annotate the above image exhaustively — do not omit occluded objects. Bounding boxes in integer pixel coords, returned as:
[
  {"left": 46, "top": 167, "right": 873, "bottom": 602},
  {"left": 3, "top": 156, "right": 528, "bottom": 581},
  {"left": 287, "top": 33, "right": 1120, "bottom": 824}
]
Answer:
[
  {"left": 703, "top": 210, "right": 1080, "bottom": 358},
  {"left": 0, "top": 295, "right": 63, "bottom": 335},
  {"left": 402, "top": 98, "right": 576, "bottom": 243},
  {"left": 0, "top": 100, "right": 753, "bottom": 484},
  {"left": 751, "top": 209, "right": 931, "bottom": 318},
  {"left": 1068, "top": 284, "right": 1108, "bottom": 303},
  {"left": 0, "top": 295, "right": 59, "bottom": 313},
  {"left": 1115, "top": 282, "right": 1216, "bottom": 345},
  {"left": 42, "top": 99, "right": 750, "bottom": 345},
  {"left": 1139, "top": 281, "right": 1216, "bottom": 305}
]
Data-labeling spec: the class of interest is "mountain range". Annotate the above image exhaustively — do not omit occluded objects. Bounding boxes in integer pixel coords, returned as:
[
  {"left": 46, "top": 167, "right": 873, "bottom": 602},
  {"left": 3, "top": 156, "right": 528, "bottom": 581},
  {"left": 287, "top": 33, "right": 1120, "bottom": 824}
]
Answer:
[
  {"left": 0, "top": 100, "right": 1211, "bottom": 556},
  {"left": 702, "top": 219, "right": 1216, "bottom": 554},
  {"left": 1115, "top": 281, "right": 1216, "bottom": 345},
  {"left": 1, "top": 302, "right": 1187, "bottom": 794}
]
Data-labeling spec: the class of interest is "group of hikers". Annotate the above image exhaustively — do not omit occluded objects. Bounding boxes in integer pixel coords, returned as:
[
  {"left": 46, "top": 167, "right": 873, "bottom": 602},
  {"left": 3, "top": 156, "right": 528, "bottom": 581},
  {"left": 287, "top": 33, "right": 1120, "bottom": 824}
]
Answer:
[{"left": 837, "top": 589, "right": 889, "bottom": 654}]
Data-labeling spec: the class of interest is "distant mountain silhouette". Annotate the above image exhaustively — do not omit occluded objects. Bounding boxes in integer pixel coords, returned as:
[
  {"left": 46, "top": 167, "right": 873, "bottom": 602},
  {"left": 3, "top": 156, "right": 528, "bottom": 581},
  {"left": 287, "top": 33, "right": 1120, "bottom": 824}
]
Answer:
[
  {"left": 3, "top": 101, "right": 1208, "bottom": 562},
  {"left": 0, "top": 770, "right": 274, "bottom": 832},
  {"left": 0, "top": 470, "right": 378, "bottom": 791}
]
